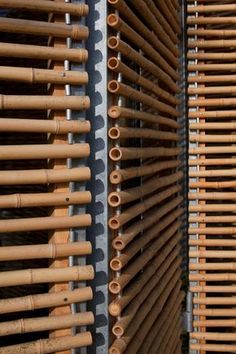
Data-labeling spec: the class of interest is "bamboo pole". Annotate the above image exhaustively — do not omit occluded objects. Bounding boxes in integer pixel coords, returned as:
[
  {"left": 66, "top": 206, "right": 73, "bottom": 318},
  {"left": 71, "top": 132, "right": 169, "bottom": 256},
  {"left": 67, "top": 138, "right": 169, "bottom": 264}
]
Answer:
[
  {"left": 189, "top": 169, "right": 236, "bottom": 177},
  {"left": 155, "top": 0, "right": 181, "bottom": 34},
  {"left": 189, "top": 86, "right": 236, "bottom": 95},
  {"left": 0, "top": 241, "right": 92, "bottom": 261},
  {"left": 0, "top": 119, "right": 90, "bottom": 134},
  {"left": 0, "top": 67, "right": 88, "bottom": 85},
  {"left": 0, "top": 95, "right": 90, "bottom": 110},
  {"left": 189, "top": 97, "right": 236, "bottom": 107},
  {"left": 188, "top": 63, "right": 236, "bottom": 72},
  {"left": 189, "top": 192, "right": 236, "bottom": 200},
  {"left": 189, "top": 273, "right": 236, "bottom": 281},
  {"left": 194, "top": 298, "right": 236, "bottom": 306},
  {"left": 187, "top": 16, "right": 236, "bottom": 25},
  {"left": 194, "top": 309, "right": 236, "bottom": 317},
  {"left": 0, "top": 332, "right": 92, "bottom": 354},
  {"left": 0, "top": 143, "right": 89, "bottom": 160},
  {"left": 0, "top": 312, "right": 94, "bottom": 336},
  {"left": 0, "top": 287, "right": 92, "bottom": 314},
  {"left": 0, "top": 265, "right": 94, "bottom": 287},
  {"left": 188, "top": 29, "right": 236, "bottom": 37},
  {"left": 189, "top": 158, "right": 236, "bottom": 166},
  {"left": 0, "top": 42, "right": 88, "bottom": 62},
  {"left": 194, "top": 319, "right": 236, "bottom": 327},
  {"left": 190, "top": 263, "right": 236, "bottom": 271},
  {"left": 109, "top": 146, "right": 180, "bottom": 162},
  {"left": 108, "top": 106, "right": 179, "bottom": 128},
  {"left": 0, "top": 0, "right": 89, "bottom": 16},
  {"left": 189, "top": 110, "right": 236, "bottom": 119},
  {"left": 191, "top": 332, "right": 236, "bottom": 341},
  {"left": 191, "top": 286, "right": 236, "bottom": 294},
  {"left": 108, "top": 126, "right": 178, "bottom": 141},
  {"left": 189, "top": 146, "right": 236, "bottom": 154},
  {"left": 0, "top": 17, "right": 89, "bottom": 40},
  {"left": 0, "top": 214, "right": 91, "bottom": 233},
  {"left": 188, "top": 39, "right": 236, "bottom": 48},
  {"left": 188, "top": 4, "right": 236, "bottom": 13},
  {"left": 190, "top": 134, "right": 236, "bottom": 143},
  {"left": 190, "top": 122, "right": 236, "bottom": 130},
  {"left": 188, "top": 52, "right": 236, "bottom": 61},
  {"left": 190, "top": 250, "right": 236, "bottom": 258},
  {"left": 189, "top": 239, "right": 236, "bottom": 246},
  {"left": 189, "top": 204, "right": 236, "bottom": 212}
]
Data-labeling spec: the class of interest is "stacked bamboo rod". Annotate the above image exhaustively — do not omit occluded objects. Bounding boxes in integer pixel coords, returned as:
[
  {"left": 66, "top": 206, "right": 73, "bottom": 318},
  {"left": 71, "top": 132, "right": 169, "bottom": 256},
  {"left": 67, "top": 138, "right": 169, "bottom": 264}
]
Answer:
[
  {"left": 107, "top": 0, "right": 183, "bottom": 353},
  {"left": 187, "top": 0, "right": 236, "bottom": 352},
  {"left": 0, "top": 1, "right": 93, "bottom": 353}
]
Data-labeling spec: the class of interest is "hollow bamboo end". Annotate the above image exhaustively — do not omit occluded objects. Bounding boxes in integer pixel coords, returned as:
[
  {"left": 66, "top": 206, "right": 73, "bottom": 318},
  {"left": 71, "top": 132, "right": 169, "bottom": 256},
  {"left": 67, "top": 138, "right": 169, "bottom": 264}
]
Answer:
[
  {"left": 108, "top": 127, "right": 120, "bottom": 140},
  {"left": 108, "top": 192, "right": 121, "bottom": 207},
  {"left": 108, "top": 217, "right": 120, "bottom": 230},
  {"left": 112, "top": 325, "right": 124, "bottom": 337},
  {"left": 110, "top": 258, "right": 122, "bottom": 271},
  {"left": 107, "top": 13, "right": 119, "bottom": 27},
  {"left": 108, "top": 80, "right": 119, "bottom": 93},
  {"left": 109, "top": 281, "right": 121, "bottom": 294},
  {"left": 108, "top": 0, "right": 119, "bottom": 4},
  {"left": 112, "top": 238, "right": 125, "bottom": 251},
  {"left": 108, "top": 36, "right": 119, "bottom": 49},
  {"left": 108, "top": 57, "right": 119, "bottom": 71},
  {"left": 108, "top": 106, "right": 120, "bottom": 119},
  {"left": 109, "top": 147, "right": 122, "bottom": 161},
  {"left": 109, "top": 303, "right": 121, "bottom": 317},
  {"left": 109, "top": 170, "right": 122, "bottom": 184}
]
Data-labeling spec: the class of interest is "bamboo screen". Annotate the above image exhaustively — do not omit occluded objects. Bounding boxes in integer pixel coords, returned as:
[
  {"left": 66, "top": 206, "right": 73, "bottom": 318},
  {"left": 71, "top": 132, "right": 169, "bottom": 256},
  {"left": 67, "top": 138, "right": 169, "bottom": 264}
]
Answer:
[
  {"left": 0, "top": 1, "right": 93, "bottom": 353},
  {"left": 187, "top": 1, "right": 236, "bottom": 352},
  {"left": 107, "top": 1, "right": 184, "bottom": 353}
]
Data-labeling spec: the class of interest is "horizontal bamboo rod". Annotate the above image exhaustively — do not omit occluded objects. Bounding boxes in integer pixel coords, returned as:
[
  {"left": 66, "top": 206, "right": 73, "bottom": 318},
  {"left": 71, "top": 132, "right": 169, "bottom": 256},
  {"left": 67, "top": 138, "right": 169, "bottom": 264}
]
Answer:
[
  {"left": 109, "top": 246, "right": 180, "bottom": 317},
  {"left": 188, "top": 52, "right": 236, "bottom": 61},
  {"left": 188, "top": 63, "right": 236, "bottom": 72},
  {"left": 109, "top": 184, "right": 180, "bottom": 230},
  {"left": 190, "top": 263, "right": 236, "bottom": 271},
  {"left": 193, "top": 309, "right": 236, "bottom": 318},
  {"left": 108, "top": 106, "right": 179, "bottom": 128},
  {"left": 0, "top": 241, "right": 91, "bottom": 261},
  {"left": 0, "top": 0, "right": 89, "bottom": 16},
  {"left": 109, "top": 146, "right": 180, "bottom": 161},
  {"left": 188, "top": 39, "right": 236, "bottom": 48},
  {"left": 0, "top": 17, "right": 89, "bottom": 40},
  {"left": 191, "top": 332, "right": 236, "bottom": 341},
  {"left": 189, "top": 146, "right": 236, "bottom": 154},
  {"left": 190, "top": 122, "right": 236, "bottom": 130},
  {"left": 0, "top": 119, "right": 90, "bottom": 134},
  {"left": 0, "top": 167, "right": 90, "bottom": 185},
  {"left": 193, "top": 319, "right": 236, "bottom": 327},
  {"left": 194, "top": 297, "right": 236, "bottom": 306},
  {"left": 0, "top": 66, "right": 88, "bottom": 85},
  {"left": 0, "top": 287, "right": 92, "bottom": 314},
  {"left": 108, "top": 57, "right": 179, "bottom": 105},
  {"left": 189, "top": 86, "right": 236, "bottom": 95},
  {"left": 189, "top": 239, "right": 236, "bottom": 247},
  {"left": 190, "top": 134, "right": 236, "bottom": 143},
  {"left": 189, "top": 192, "right": 236, "bottom": 200},
  {"left": 0, "top": 42, "right": 88, "bottom": 62},
  {"left": 0, "top": 143, "right": 89, "bottom": 160},
  {"left": 0, "top": 332, "right": 92, "bottom": 354},
  {"left": 189, "top": 204, "right": 236, "bottom": 212},
  {"left": 113, "top": 196, "right": 183, "bottom": 250},
  {"left": 0, "top": 265, "right": 94, "bottom": 287},
  {"left": 190, "top": 180, "right": 236, "bottom": 188},
  {"left": 108, "top": 81, "right": 179, "bottom": 117},
  {"left": 187, "top": 16, "right": 236, "bottom": 25},
  {"left": 188, "top": 4, "right": 236, "bottom": 12},
  {"left": 107, "top": 37, "right": 180, "bottom": 93},
  {"left": 0, "top": 312, "right": 94, "bottom": 336},
  {"left": 107, "top": 14, "right": 179, "bottom": 81},
  {"left": 0, "top": 191, "right": 91, "bottom": 208},
  {"left": 0, "top": 95, "right": 90, "bottom": 110},
  {"left": 188, "top": 29, "right": 236, "bottom": 37},
  {"left": 189, "top": 158, "right": 236, "bottom": 166},
  {"left": 189, "top": 110, "right": 236, "bottom": 119},
  {"left": 110, "top": 159, "right": 181, "bottom": 184},
  {"left": 108, "top": 172, "right": 182, "bottom": 206},
  {"left": 0, "top": 214, "right": 91, "bottom": 233},
  {"left": 190, "top": 250, "right": 236, "bottom": 258},
  {"left": 108, "top": 126, "right": 178, "bottom": 141},
  {"left": 189, "top": 273, "right": 236, "bottom": 281},
  {"left": 190, "top": 226, "right": 236, "bottom": 235},
  {"left": 189, "top": 169, "right": 236, "bottom": 177},
  {"left": 189, "top": 97, "right": 236, "bottom": 107},
  {"left": 191, "top": 286, "right": 236, "bottom": 294}
]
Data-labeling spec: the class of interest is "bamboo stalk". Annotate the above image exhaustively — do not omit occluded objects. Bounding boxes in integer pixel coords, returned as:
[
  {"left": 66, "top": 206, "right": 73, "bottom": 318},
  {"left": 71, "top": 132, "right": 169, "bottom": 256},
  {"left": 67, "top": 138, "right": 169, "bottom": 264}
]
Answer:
[
  {"left": 187, "top": 16, "right": 236, "bottom": 25},
  {"left": 190, "top": 250, "right": 236, "bottom": 258},
  {"left": 0, "top": 265, "right": 94, "bottom": 287},
  {"left": 188, "top": 29, "right": 236, "bottom": 37},
  {"left": 0, "top": 143, "right": 89, "bottom": 160},
  {"left": 0, "top": 214, "right": 91, "bottom": 233},
  {"left": 0, "top": 119, "right": 90, "bottom": 134},
  {"left": 0, "top": 66, "right": 88, "bottom": 85},
  {"left": 189, "top": 204, "right": 236, "bottom": 212},
  {"left": 188, "top": 39, "right": 236, "bottom": 48},
  {"left": 190, "top": 263, "right": 236, "bottom": 271},
  {"left": 155, "top": 0, "right": 181, "bottom": 34},
  {"left": 189, "top": 86, "right": 236, "bottom": 95},
  {"left": 189, "top": 146, "right": 236, "bottom": 154},
  {"left": 108, "top": 106, "right": 179, "bottom": 128},
  {"left": 194, "top": 309, "right": 236, "bottom": 317},
  {"left": 0, "top": 95, "right": 90, "bottom": 110},
  {"left": 0, "top": 17, "right": 89, "bottom": 40},
  {"left": 190, "top": 122, "right": 236, "bottom": 130},
  {"left": 188, "top": 63, "right": 236, "bottom": 72},
  {"left": 194, "top": 298, "right": 236, "bottom": 306},
  {"left": 189, "top": 239, "right": 236, "bottom": 246},
  {"left": 0, "top": 332, "right": 92, "bottom": 354},
  {"left": 189, "top": 97, "right": 236, "bottom": 107},
  {"left": 0, "top": 167, "right": 90, "bottom": 185},
  {"left": 0, "top": 42, "right": 88, "bottom": 62},
  {"left": 188, "top": 4, "right": 236, "bottom": 13},
  {"left": 189, "top": 169, "right": 236, "bottom": 177},
  {"left": 189, "top": 273, "right": 236, "bottom": 281},
  {"left": 189, "top": 110, "right": 236, "bottom": 119},
  {"left": 193, "top": 319, "right": 236, "bottom": 327},
  {"left": 108, "top": 81, "right": 179, "bottom": 116},
  {"left": 188, "top": 52, "right": 236, "bottom": 61},
  {"left": 191, "top": 286, "right": 236, "bottom": 294},
  {"left": 0, "top": 241, "right": 92, "bottom": 261},
  {"left": 0, "top": 0, "right": 89, "bottom": 16},
  {"left": 109, "top": 146, "right": 180, "bottom": 161},
  {"left": 108, "top": 126, "right": 178, "bottom": 141},
  {"left": 189, "top": 192, "right": 236, "bottom": 200},
  {"left": 0, "top": 287, "right": 92, "bottom": 314},
  {"left": 189, "top": 158, "right": 236, "bottom": 166},
  {"left": 0, "top": 312, "right": 94, "bottom": 336},
  {"left": 190, "top": 134, "right": 236, "bottom": 143}
]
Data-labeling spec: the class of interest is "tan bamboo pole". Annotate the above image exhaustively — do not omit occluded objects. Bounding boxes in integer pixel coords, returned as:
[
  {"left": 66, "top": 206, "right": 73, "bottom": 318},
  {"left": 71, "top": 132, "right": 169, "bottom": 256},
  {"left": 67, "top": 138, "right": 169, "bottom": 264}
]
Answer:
[
  {"left": 110, "top": 159, "right": 180, "bottom": 184},
  {"left": 108, "top": 172, "right": 182, "bottom": 207},
  {"left": 188, "top": 4, "right": 236, "bottom": 13},
  {"left": 194, "top": 298, "right": 236, "bottom": 306},
  {"left": 190, "top": 122, "right": 236, "bottom": 130},
  {"left": 189, "top": 204, "right": 236, "bottom": 212},
  {"left": 107, "top": 37, "right": 180, "bottom": 93},
  {"left": 109, "top": 146, "right": 180, "bottom": 162},
  {"left": 189, "top": 97, "right": 236, "bottom": 107},
  {"left": 0, "top": 0, "right": 89, "bottom": 16},
  {"left": 190, "top": 134, "right": 236, "bottom": 143},
  {"left": 191, "top": 180, "right": 236, "bottom": 189},
  {"left": 0, "top": 119, "right": 90, "bottom": 134},
  {"left": 109, "top": 277, "right": 181, "bottom": 354},
  {"left": 0, "top": 95, "right": 90, "bottom": 110},
  {"left": 189, "top": 192, "right": 236, "bottom": 200},
  {"left": 188, "top": 29, "right": 236, "bottom": 37},
  {"left": 189, "top": 110, "right": 236, "bottom": 118},
  {"left": 0, "top": 265, "right": 94, "bottom": 287},
  {"left": 0, "top": 241, "right": 91, "bottom": 261},
  {"left": 0, "top": 18, "right": 89, "bottom": 40},
  {"left": 109, "top": 245, "right": 180, "bottom": 316},
  {"left": 189, "top": 63, "right": 236, "bottom": 72},
  {"left": 108, "top": 126, "right": 179, "bottom": 141},
  {"left": 0, "top": 42, "right": 88, "bottom": 62},
  {"left": 112, "top": 196, "right": 183, "bottom": 250},
  {"left": 108, "top": 57, "right": 179, "bottom": 105},
  {"left": 188, "top": 52, "right": 236, "bottom": 60},
  {"left": 191, "top": 286, "right": 236, "bottom": 294},
  {"left": 108, "top": 81, "right": 179, "bottom": 117},
  {"left": 0, "top": 67, "right": 88, "bottom": 85},
  {"left": 190, "top": 263, "right": 236, "bottom": 271},
  {"left": 0, "top": 167, "right": 90, "bottom": 185},
  {"left": 0, "top": 287, "right": 92, "bottom": 314},
  {"left": 187, "top": 16, "right": 236, "bottom": 25},
  {"left": 107, "top": 14, "right": 179, "bottom": 81},
  {"left": 0, "top": 312, "right": 94, "bottom": 336},
  {"left": 189, "top": 239, "right": 236, "bottom": 246},
  {"left": 155, "top": 0, "right": 181, "bottom": 34},
  {"left": 194, "top": 308, "right": 236, "bottom": 317},
  {"left": 190, "top": 250, "right": 236, "bottom": 257},
  {"left": 189, "top": 158, "right": 236, "bottom": 166},
  {"left": 108, "top": 106, "right": 180, "bottom": 128},
  {"left": 0, "top": 332, "right": 92, "bottom": 354},
  {"left": 193, "top": 319, "right": 236, "bottom": 327},
  {"left": 131, "top": 0, "right": 179, "bottom": 56},
  {"left": 189, "top": 146, "right": 236, "bottom": 154},
  {"left": 110, "top": 217, "right": 182, "bottom": 271},
  {"left": 189, "top": 169, "right": 236, "bottom": 177},
  {"left": 109, "top": 185, "right": 180, "bottom": 230},
  {"left": 112, "top": 258, "right": 181, "bottom": 336},
  {"left": 0, "top": 191, "right": 91, "bottom": 208},
  {"left": 190, "top": 273, "right": 236, "bottom": 281},
  {"left": 109, "top": 231, "right": 181, "bottom": 294},
  {"left": 189, "top": 86, "right": 236, "bottom": 95},
  {"left": 0, "top": 214, "right": 91, "bottom": 233},
  {"left": 189, "top": 39, "right": 236, "bottom": 48},
  {"left": 0, "top": 143, "right": 89, "bottom": 160}
]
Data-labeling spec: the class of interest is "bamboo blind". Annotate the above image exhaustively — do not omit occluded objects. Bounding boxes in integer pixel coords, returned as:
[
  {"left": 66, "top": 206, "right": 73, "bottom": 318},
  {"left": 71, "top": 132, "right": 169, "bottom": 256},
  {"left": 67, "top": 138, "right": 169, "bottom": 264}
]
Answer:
[
  {"left": 0, "top": 1, "right": 93, "bottom": 353},
  {"left": 107, "top": 1, "right": 183, "bottom": 353},
  {"left": 187, "top": 0, "right": 236, "bottom": 352}
]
